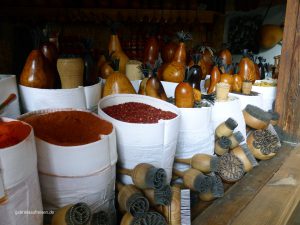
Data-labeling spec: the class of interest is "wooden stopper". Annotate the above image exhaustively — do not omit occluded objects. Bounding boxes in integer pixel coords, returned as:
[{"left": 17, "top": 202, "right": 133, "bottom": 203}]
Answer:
[
  {"left": 161, "top": 186, "right": 181, "bottom": 225},
  {"left": 51, "top": 203, "right": 91, "bottom": 225},
  {"left": 215, "top": 117, "right": 238, "bottom": 138},
  {"left": 117, "top": 184, "right": 149, "bottom": 217},
  {"left": 121, "top": 211, "right": 167, "bottom": 225},
  {"left": 173, "top": 169, "right": 212, "bottom": 193},
  {"left": 199, "top": 174, "right": 224, "bottom": 201},
  {"left": 228, "top": 131, "right": 245, "bottom": 149},
  {"left": 91, "top": 211, "right": 110, "bottom": 225},
  {"left": 118, "top": 163, "right": 167, "bottom": 189},
  {"left": 214, "top": 136, "right": 231, "bottom": 156},
  {"left": 242, "top": 81, "right": 252, "bottom": 95},
  {"left": 216, "top": 82, "right": 230, "bottom": 101}
]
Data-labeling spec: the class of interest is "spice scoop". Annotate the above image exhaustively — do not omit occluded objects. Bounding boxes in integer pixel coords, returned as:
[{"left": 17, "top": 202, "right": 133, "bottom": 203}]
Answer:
[
  {"left": 0, "top": 93, "right": 16, "bottom": 114},
  {"left": 118, "top": 163, "right": 167, "bottom": 190},
  {"left": 117, "top": 182, "right": 150, "bottom": 217}
]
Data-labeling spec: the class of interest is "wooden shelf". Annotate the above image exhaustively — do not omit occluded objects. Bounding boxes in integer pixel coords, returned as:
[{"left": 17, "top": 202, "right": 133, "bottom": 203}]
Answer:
[
  {"left": 192, "top": 143, "right": 298, "bottom": 225},
  {"left": 0, "top": 7, "right": 219, "bottom": 23}
]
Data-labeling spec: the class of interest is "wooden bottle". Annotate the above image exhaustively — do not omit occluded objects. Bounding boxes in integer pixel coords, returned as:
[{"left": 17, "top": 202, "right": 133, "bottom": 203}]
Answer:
[
  {"left": 207, "top": 65, "right": 221, "bottom": 94},
  {"left": 214, "top": 136, "right": 232, "bottom": 156},
  {"left": 217, "top": 153, "right": 245, "bottom": 183},
  {"left": 143, "top": 184, "right": 172, "bottom": 206},
  {"left": 175, "top": 154, "right": 219, "bottom": 173},
  {"left": 215, "top": 117, "right": 238, "bottom": 138},
  {"left": 231, "top": 144, "right": 258, "bottom": 172},
  {"left": 102, "top": 59, "right": 136, "bottom": 97},
  {"left": 228, "top": 131, "right": 245, "bottom": 149},
  {"left": 118, "top": 163, "right": 167, "bottom": 190},
  {"left": 120, "top": 211, "right": 167, "bottom": 225},
  {"left": 20, "top": 49, "right": 54, "bottom": 89},
  {"left": 143, "top": 36, "right": 159, "bottom": 65},
  {"left": 116, "top": 182, "right": 149, "bottom": 217},
  {"left": 91, "top": 211, "right": 110, "bottom": 225},
  {"left": 108, "top": 34, "right": 129, "bottom": 74},
  {"left": 243, "top": 104, "right": 271, "bottom": 130},
  {"left": 51, "top": 203, "right": 91, "bottom": 225},
  {"left": 199, "top": 174, "right": 224, "bottom": 201},
  {"left": 145, "top": 77, "right": 168, "bottom": 101},
  {"left": 247, "top": 129, "right": 280, "bottom": 160},
  {"left": 175, "top": 82, "right": 194, "bottom": 108},
  {"left": 173, "top": 168, "right": 212, "bottom": 193},
  {"left": 160, "top": 185, "right": 181, "bottom": 225},
  {"left": 162, "top": 31, "right": 191, "bottom": 83},
  {"left": 238, "top": 49, "right": 256, "bottom": 83}
]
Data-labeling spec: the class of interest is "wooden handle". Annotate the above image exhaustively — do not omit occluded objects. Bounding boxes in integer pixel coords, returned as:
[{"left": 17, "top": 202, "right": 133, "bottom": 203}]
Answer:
[
  {"left": 173, "top": 169, "right": 185, "bottom": 178},
  {"left": 0, "top": 93, "right": 16, "bottom": 113},
  {"left": 174, "top": 158, "right": 191, "bottom": 165},
  {"left": 118, "top": 167, "right": 133, "bottom": 177}
]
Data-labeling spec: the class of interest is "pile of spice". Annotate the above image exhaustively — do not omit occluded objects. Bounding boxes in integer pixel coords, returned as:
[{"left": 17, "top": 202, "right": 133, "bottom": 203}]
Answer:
[
  {"left": 0, "top": 120, "right": 31, "bottom": 148},
  {"left": 21, "top": 111, "right": 113, "bottom": 146},
  {"left": 102, "top": 102, "right": 177, "bottom": 123}
]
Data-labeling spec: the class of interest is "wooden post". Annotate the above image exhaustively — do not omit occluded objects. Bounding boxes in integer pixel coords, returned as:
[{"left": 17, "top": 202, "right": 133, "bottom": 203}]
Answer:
[{"left": 275, "top": 0, "right": 300, "bottom": 142}]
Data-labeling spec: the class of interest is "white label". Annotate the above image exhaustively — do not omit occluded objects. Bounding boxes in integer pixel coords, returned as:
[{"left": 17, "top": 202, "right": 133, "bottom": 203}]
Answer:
[{"left": 0, "top": 171, "right": 5, "bottom": 199}]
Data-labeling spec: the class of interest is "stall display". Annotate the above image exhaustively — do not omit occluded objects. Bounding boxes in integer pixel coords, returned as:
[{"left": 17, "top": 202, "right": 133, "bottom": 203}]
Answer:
[{"left": 20, "top": 109, "right": 117, "bottom": 214}]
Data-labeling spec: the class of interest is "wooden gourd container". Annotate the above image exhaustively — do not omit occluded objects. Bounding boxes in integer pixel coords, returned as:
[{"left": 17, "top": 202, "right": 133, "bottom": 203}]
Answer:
[
  {"left": 228, "top": 131, "right": 245, "bottom": 149},
  {"left": 215, "top": 117, "right": 238, "bottom": 138},
  {"left": 243, "top": 104, "right": 271, "bottom": 130},
  {"left": 117, "top": 182, "right": 149, "bottom": 216},
  {"left": 175, "top": 154, "right": 219, "bottom": 174},
  {"left": 247, "top": 129, "right": 280, "bottom": 160},
  {"left": 238, "top": 49, "right": 256, "bottom": 83},
  {"left": 143, "top": 184, "right": 172, "bottom": 206},
  {"left": 120, "top": 211, "right": 167, "bottom": 225},
  {"left": 57, "top": 57, "right": 84, "bottom": 89},
  {"left": 118, "top": 163, "right": 167, "bottom": 190},
  {"left": 102, "top": 59, "right": 136, "bottom": 97},
  {"left": 108, "top": 34, "right": 129, "bottom": 74},
  {"left": 199, "top": 174, "right": 224, "bottom": 201},
  {"left": 51, "top": 203, "right": 92, "bottom": 225},
  {"left": 207, "top": 65, "right": 221, "bottom": 94},
  {"left": 160, "top": 185, "right": 181, "bottom": 225},
  {"left": 231, "top": 144, "right": 258, "bottom": 172},
  {"left": 214, "top": 136, "right": 232, "bottom": 156},
  {"left": 145, "top": 77, "right": 168, "bottom": 101},
  {"left": 90, "top": 211, "right": 110, "bottom": 225},
  {"left": 173, "top": 168, "right": 212, "bottom": 193},
  {"left": 175, "top": 82, "right": 194, "bottom": 108},
  {"left": 162, "top": 32, "right": 191, "bottom": 83},
  {"left": 217, "top": 153, "right": 245, "bottom": 183},
  {"left": 20, "top": 49, "right": 54, "bottom": 89}
]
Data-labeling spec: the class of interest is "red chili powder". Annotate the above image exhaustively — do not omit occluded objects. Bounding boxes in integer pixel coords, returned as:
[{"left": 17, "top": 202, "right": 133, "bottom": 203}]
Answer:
[
  {"left": 0, "top": 121, "right": 31, "bottom": 148},
  {"left": 22, "top": 111, "right": 113, "bottom": 146},
  {"left": 102, "top": 102, "right": 177, "bottom": 123}
]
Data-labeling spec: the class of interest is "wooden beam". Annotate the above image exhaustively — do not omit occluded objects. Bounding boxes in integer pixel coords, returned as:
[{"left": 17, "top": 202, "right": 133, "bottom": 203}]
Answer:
[
  {"left": 275, "top": 0, "right": 300, "bottom": 141},
  {"left": 191, "top": 144, "right": 293, "bottom": 225}
]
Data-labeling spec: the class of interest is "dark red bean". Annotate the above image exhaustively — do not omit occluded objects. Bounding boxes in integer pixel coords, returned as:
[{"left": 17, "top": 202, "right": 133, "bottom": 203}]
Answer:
[{"left": 103, "top": 102, "right": 177, "bottom": 123}]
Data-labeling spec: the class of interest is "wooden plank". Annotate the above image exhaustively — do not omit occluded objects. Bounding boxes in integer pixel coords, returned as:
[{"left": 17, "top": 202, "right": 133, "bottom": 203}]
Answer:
[
  {"left": 275, "top": 0, "right": 300, "bottom": 141},
  {"left": 191, "top": 144, "right": 293, "bottom": 225},
  {"left": 231, "top": 146, "right": 300, "bottom": 225}
]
